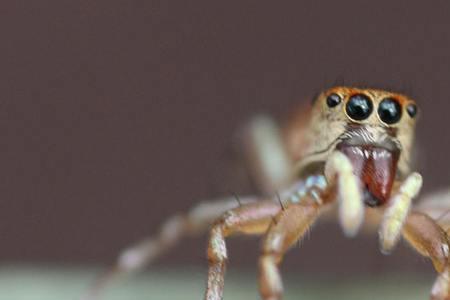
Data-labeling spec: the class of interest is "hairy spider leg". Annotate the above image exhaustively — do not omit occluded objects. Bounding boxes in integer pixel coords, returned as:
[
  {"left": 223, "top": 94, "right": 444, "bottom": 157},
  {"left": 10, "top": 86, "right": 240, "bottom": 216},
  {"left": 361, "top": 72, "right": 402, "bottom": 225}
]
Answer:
[
  {"left": 259, "top": 200, "right": 321, "bottom": 300},
  {"left": 205, "top": 200, "right": 283, "bottom": 300},
  {"left": 402, "top": 211, "right": 450, "bottom": 300}
]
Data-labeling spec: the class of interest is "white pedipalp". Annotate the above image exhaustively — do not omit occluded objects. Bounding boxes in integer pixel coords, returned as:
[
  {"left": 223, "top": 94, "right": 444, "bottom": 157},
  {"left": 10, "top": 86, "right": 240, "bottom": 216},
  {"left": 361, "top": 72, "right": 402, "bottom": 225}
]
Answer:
[
  {"left": 378, "top": 172, "right": 423, "bottom": 254},
  {"left": 325, "top": 151, "right": 364, "bottom": 237}
]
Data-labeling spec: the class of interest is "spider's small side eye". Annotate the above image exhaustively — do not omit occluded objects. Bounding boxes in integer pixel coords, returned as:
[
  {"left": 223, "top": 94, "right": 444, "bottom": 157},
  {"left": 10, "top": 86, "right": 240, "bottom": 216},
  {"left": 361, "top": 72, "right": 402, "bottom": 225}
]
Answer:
[
  {"left": 378, "top": 98, "right": 402, "bottom": 124},
  {"left": 326, "top": 93, "right": 342, "bottom": 108},
  {"left": 345, "top": 94, "right": 373, "bottom": 121},
  {"left": 406, "top": 103, "right": 418, "bottom": 118}
]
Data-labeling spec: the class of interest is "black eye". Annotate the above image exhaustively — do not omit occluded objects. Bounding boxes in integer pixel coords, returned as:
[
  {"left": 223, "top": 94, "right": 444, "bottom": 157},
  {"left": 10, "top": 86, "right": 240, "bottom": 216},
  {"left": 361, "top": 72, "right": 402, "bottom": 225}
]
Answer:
[
  {"left": 326, "top": 93, "right": 341, "bottom": 107},
  {"left": 346, "top": 94, "right": 373, "bottom": 121},
  {"left": 406, "top": 103, "right": 418, "bottom": 118},
  {"left": 378, "top": 98, "right": 402, "bottom": 124}
]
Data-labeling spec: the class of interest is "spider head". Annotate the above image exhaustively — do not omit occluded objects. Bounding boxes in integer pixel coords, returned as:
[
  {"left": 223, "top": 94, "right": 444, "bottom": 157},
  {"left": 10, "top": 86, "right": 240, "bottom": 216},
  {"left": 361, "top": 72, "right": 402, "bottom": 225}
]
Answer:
[{"left": 302, "top": 87, "right": 418, "bottom": 206}]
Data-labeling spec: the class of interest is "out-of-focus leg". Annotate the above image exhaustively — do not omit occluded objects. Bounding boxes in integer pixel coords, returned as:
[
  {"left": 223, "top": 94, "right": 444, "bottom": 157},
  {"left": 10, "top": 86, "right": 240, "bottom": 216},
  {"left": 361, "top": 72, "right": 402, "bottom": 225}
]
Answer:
[
  {"left": 259, "top": 200, "right": 321, "bottom": 300},
  {"left": 402, "top": 211, "right": 450, "bottom": 300},
  {"left": 432, "top": 267, "right": 450, "bottom": 300},
  {"left": 379, "top": 172, "right": 422, "bottom": 254},
  {"left": 241, "top": 115, "right": 292, "bottom": 196},
  {"left": 81, "top": 196, "right": 260, "bottom": 300},
  {"left": 205, "top": 201, "right": 283, "bottom": 300},
  {"left": 415, "top": 188, "right": 450, "bottom": 228}
]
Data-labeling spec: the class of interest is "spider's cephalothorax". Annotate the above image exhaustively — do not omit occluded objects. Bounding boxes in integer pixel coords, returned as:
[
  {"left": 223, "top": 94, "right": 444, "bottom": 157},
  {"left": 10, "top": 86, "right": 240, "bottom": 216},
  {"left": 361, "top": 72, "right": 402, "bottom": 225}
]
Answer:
[
  {"left": 84, "top": 86, "right": 450, "bottom": 300},
  {"left": 297, "top": 87, "right": 419, "bottom": 207}
]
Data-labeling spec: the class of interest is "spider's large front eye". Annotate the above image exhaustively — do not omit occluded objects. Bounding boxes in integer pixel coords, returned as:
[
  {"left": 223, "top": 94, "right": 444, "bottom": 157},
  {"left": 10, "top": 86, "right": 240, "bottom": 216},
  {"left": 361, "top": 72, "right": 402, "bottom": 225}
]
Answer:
[
  {"left": 346, "top": 94, "right": 373, "bottom": 121},
  {"left": 378, "top": 98, "right": 402, "bottom": 124}
]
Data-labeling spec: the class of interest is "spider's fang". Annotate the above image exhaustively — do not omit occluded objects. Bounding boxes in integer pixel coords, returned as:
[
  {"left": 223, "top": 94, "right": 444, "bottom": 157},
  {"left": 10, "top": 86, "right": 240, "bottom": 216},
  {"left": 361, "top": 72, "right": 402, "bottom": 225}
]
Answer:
[{"left": 336, "top": 142, "right": 400, "bottom": 206}]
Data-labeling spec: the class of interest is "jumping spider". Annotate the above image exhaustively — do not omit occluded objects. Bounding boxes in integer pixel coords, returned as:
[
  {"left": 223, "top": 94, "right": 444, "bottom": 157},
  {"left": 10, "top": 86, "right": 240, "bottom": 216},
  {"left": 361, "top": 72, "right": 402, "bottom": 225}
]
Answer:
[{"left": 84, "top": 87, "right": 450, "bottom": 300}]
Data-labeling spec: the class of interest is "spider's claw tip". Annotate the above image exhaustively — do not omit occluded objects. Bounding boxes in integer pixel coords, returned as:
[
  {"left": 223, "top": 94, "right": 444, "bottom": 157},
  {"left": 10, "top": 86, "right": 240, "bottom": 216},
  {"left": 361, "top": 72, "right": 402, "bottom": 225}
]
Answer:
[
  {"left": 340, "top": 219, "right": 362, "bottom": 238},
  {"left": 379, "top": 241, "right": 395, "bottom": 255},
  {"left": 338, "top": 201, "right": 364, "bottom": 238},
  {"left": 378, "top": 226, "right": 401, "bottom": 255}
]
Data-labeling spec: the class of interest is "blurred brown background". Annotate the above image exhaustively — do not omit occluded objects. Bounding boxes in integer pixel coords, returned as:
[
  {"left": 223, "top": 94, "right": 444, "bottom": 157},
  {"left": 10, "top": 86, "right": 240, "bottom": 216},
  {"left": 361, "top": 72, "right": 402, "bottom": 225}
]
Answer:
[{"left": 1, "top": 0, "right": 449, "bottom": 276}]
